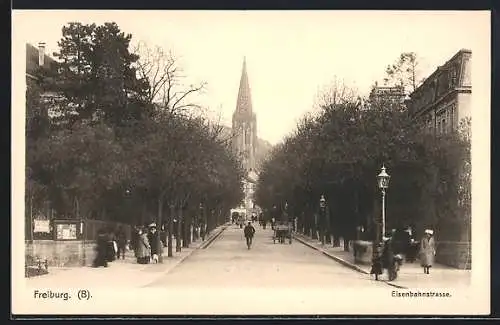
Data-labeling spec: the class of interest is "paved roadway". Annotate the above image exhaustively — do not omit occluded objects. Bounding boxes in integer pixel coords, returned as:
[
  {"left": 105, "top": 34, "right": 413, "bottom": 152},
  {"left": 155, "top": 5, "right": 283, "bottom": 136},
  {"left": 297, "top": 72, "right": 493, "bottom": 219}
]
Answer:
[
  {"left": 146, "top": 223, "right": 389, "bottom": 289},
  {"left": 21, "top": 223, "right": 471, "bottom": 314}
]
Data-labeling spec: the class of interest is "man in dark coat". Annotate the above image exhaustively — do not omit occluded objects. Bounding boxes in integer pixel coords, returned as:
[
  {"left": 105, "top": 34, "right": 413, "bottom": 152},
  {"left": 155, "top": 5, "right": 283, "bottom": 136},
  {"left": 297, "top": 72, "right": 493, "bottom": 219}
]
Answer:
[
  {"left": 244, "top": 221, "right": 256, "bottom": 249},
  {"left": 381, "top": 233, "right": 395, "bottom": 271},
  {"left": 116, "top": 226, "right": 128, "bottom": 260},
  {"left": 106, "top": 228, "right": 117, "bottom": 262},
  {"left": 130, "top": 226, "right": 140, "bottom": 252},
  {"left": 93, "top": 229, "right": 109, "bottom": 268}
]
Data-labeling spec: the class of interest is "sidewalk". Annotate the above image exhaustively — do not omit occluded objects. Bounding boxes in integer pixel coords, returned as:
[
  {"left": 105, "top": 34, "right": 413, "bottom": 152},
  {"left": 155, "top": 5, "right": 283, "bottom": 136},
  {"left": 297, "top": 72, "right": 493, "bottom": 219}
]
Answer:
[
  {"left": 293, "top": 233, "right": 471, "bottom": 289},
  {"left": 25, "top": 224, "right": 228, "bottom": 289}
]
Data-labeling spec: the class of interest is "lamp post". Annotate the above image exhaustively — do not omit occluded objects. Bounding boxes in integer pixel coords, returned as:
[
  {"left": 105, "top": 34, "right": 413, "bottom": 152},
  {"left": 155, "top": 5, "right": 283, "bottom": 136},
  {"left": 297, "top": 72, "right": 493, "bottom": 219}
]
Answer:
[
  {"left": 319, "top": 195, "right": 326, "bottom": 244},
  {"left": 371, "top": 165, "right": 391, "bottom": 280},
  {"left": 199, "top": 202, "right": 206, "bottom": 240},
  {"left": 377, "top": 165, "right": 391, "bottom": 239},
  {"left": 315, "top": 195, "right": 327, "bottom": 242}
]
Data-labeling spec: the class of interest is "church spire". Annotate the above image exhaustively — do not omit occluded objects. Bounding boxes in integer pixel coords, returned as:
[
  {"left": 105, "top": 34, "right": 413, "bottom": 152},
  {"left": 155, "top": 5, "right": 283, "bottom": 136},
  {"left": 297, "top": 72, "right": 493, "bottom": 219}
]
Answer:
[{"left": 235, "top": 56, "right": 253, "bottom": 114}]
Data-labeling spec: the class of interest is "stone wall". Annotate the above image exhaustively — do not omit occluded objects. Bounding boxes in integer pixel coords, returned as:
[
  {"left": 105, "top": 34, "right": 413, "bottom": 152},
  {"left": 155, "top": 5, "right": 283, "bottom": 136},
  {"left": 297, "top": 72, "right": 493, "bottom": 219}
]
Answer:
[
  {"left": 436, "top": 241, "right": 471, "bottom": 269},
  {"left": 25, "top": 240, "right": 97, "bottom": 267}
]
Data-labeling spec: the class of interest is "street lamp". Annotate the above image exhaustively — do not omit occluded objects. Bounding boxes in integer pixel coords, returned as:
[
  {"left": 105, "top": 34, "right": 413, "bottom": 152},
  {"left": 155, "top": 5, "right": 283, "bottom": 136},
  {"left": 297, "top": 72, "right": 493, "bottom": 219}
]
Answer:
[
  {"left": 377, "top": 165, "right": 391, "bottom": 239},
  {"left": 370, "top": 166, "right": 390, "bottom": 280}
]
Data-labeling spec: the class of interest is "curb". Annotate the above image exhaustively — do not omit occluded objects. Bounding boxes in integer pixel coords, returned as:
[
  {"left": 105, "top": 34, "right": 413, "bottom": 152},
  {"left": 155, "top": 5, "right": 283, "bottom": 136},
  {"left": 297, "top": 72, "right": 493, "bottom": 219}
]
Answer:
[
  {"left": 167, "top": 224, "right": 228, "bottom": 267},
  {"left": 293, "top": 234, "right": 408, "bottom": 289},
  {"left": 200, "top": 225, "right": 228, "bottom": 249},
  {"left": 293, "top": 234, "right": 369, "bottom": 275},
  {"left": 142, "top": 224, "right": 228, "bottom": 286}
]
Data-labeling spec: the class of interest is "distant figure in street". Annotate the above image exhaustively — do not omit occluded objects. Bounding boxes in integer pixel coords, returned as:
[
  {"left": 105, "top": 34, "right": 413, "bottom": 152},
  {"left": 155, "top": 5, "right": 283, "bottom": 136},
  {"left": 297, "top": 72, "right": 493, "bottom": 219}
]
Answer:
[
  {"left": 420, "top": 229, "right": 436, "bottom": 274},
  {"left": 116, "top": 226, "right": 127, "bottom": 260},
  {"left": 370, "top": 242, "right": 384, "bottom": 280},
  {"left": 148, "top": 223, "right": 161, "bottom": 263},
  {"left": 244, "top": 221, "right": 256, "bottom": 249},
  {"left": 135, "top": 227, "right": 151, "bottom": 264},
  {"left": 381, "top": 233, "right": 395, "bottom": 272},
  {"left": 160, "top": 224, "right": 167, "bottom": 247},
  {"left": 93, "top": 229, "right": 109, "bottom": 268},
  {"left": 130, "top": 226, "right": 140, "bottom": 252},
  {"left": 106, "top": 228, "right": 117, "bottom": 262}
]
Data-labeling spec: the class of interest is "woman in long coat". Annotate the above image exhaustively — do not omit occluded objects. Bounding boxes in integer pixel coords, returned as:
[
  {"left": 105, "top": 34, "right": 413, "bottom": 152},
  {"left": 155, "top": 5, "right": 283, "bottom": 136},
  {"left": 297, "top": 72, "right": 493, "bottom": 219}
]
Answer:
[
  {"left": 420, "top": 229, "right": 436, "bottom": 274},
  {"left": 135, "top": 228, "right": 151, "bottom": 264}
]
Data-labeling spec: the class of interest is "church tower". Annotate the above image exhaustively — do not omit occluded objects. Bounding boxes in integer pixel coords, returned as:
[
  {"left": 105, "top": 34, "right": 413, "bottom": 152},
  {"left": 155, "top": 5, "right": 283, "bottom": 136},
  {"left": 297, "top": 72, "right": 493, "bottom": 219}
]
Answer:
[{"left": 232, "top": 57, "right": 257, "bottom": 173}]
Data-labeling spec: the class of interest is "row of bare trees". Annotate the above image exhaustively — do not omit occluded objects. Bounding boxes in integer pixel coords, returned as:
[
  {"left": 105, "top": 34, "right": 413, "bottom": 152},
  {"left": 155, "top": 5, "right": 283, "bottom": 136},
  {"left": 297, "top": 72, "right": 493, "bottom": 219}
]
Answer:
[{"left": 26, "top": 22, "right": 245, "bottom": 254}]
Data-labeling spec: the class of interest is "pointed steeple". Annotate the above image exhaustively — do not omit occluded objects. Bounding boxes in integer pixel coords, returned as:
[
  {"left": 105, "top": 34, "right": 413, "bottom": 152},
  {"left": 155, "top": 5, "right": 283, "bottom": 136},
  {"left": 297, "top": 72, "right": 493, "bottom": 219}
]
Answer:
[{"left": 235, "top": 56, "right": 253, "bottom": 114}]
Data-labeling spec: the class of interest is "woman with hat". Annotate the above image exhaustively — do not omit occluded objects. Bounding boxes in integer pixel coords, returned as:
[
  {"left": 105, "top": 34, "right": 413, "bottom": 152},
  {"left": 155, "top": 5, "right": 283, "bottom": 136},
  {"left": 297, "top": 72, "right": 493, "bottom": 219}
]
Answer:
[
  {"left": 135, "top": 227, "right": 151, "bottom": 264},
  {"left": 420, "top": 229, "right": 436, "bottom": 274}
]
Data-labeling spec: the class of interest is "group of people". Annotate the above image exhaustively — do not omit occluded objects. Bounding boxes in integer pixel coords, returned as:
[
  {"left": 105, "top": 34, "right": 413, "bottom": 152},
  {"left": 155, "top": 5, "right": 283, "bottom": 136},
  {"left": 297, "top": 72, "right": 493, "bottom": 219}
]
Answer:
[
  {"left": 371, "top": 227, "right": 436, "bottom": 279},
  {"left": 93, "top": 223, "right": 166, "bottom": 267},
  {"left": 130, "top": 223, "right": 163, "bottom": 264}
]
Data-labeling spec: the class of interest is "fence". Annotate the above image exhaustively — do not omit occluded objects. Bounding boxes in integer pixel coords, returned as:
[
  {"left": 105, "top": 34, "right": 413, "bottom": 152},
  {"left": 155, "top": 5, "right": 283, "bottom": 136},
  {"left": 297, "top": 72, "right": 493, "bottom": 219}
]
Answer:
[
  {"left": 25, "top": 218, "right": 133, "bottom": 269},
  {"left": 82, "top": 219, "right": 132, "bottom": 242},
  {"left": 26, "top": 218, "right": 132, "bottom": 242}
]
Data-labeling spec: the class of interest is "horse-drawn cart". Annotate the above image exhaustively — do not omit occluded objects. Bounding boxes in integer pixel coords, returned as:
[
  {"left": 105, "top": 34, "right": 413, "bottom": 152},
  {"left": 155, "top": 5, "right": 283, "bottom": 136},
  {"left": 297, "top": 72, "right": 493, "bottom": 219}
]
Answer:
[{"left": 273, "top": 222, "right": 292, "bottom": 244}]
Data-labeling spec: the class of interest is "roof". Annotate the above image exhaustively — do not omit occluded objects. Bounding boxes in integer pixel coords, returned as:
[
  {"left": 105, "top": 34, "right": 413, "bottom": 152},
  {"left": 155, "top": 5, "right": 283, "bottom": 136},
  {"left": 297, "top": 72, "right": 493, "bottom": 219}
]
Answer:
[
  {"left": 409, "top": 49, "right": 471, "bottom": 99},
  {"left": 26, "top": 43, "right": 57, "bottom": 76}
]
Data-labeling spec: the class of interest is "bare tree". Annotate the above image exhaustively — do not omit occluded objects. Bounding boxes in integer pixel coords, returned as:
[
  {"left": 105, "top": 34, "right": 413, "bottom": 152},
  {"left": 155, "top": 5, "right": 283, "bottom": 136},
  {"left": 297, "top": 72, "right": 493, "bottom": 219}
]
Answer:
[
  {"left": 314, "top": 77, "right": 360, "bottom": 111},
  {"left": 384, "top": 52, "right": 424, "bottom": 95},
  {"left": 133, "top": 41, "right": 207, "bottom": 114}
]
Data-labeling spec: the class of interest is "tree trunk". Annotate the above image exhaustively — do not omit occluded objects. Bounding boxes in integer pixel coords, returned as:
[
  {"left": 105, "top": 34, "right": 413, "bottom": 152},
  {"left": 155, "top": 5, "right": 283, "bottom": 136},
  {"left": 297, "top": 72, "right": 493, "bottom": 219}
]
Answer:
[
  {"left": 176, "top": 207, "right": 182, "bottom": 252},
  {"left": 183, "top": 214, "right": 190, "bottom": 248},
  {"left": 344, "top": 239, "right": 350, "bottom": 251},
  {"left": 168, "top": 204, "right": 174, "bottom": 257},
  {"left": 157, "top": 196, "right": 164, "bottom": 262}
]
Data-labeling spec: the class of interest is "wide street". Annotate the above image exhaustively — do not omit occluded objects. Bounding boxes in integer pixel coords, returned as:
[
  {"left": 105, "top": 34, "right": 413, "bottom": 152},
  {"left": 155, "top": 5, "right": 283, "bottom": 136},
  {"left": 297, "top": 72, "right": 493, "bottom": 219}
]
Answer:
[
  {"left": 21, "top": 223, "right": 475, "bottom": 314},
  {"left": 145, "top": 223, "right": 388, "bottom": 289}
]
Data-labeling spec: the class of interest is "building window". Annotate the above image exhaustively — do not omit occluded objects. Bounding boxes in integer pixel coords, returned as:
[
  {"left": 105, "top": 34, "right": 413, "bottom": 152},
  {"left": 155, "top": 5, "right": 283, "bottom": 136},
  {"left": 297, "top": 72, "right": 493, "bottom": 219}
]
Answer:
[
  {"left": 450, "top": 67, "right": 458, "bottom": 88},
  {"left": 450, "top": 104, "right": 456, "bottom": 131}
]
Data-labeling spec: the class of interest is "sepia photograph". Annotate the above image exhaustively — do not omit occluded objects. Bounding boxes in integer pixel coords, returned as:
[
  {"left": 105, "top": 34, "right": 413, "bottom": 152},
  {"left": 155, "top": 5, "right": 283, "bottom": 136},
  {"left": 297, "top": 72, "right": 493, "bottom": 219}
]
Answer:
[{"left": 12, "top": 10, "right": 490, "bottom": 316}]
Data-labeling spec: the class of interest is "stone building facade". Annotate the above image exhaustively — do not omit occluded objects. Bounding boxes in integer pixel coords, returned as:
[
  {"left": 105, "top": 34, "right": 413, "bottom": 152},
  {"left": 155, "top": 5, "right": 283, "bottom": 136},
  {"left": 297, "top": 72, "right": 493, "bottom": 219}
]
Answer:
[
  {"left": 406, "top": 49, "right": 472, "bottom": 269},
  {"left": 406, "top": 49, "right": 472, "bottom": 134},
  {"left": 26, "top": 42, "right": 66, "bottom": 123}
]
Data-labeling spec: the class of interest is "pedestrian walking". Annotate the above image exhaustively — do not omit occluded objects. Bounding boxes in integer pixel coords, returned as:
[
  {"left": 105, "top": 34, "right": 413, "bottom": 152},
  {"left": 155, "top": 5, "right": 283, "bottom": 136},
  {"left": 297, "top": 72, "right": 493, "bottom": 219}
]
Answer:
[
  {"left": 244, "top": 221, "right": 256, "bottom": 249},
  {"left": 148, "top": 223, "right": 161, "bottom": 263},
  {"left": 116, "top": 226, "right": 127, "bottom": 260},
  {"left": 420, "top": 229, "right": 436, "bottom": 274},
  {"left": 106, "top": 228, "right": 117, "bottom": 262},
  {"left": 381, "top": 233, "right": 395, "bottom": 275},
  {"left": 93, "top": 228, "right": 109, "bottom": 268},
  {"left": 135, "top": 227, "right": 151, "bottom": 264},
  {"left": 130, "top": 226, "right": 139, "bottom": 252}
]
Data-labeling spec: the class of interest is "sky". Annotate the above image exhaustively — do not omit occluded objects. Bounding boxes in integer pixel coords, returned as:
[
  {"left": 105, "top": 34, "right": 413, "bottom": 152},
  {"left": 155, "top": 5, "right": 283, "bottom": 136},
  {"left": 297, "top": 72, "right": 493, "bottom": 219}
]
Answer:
[{"left": 14, "top": 10, "right": 489, "bottom": 145}]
